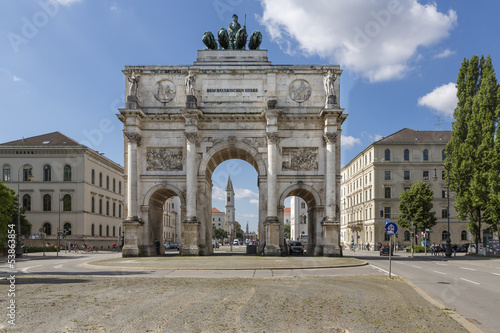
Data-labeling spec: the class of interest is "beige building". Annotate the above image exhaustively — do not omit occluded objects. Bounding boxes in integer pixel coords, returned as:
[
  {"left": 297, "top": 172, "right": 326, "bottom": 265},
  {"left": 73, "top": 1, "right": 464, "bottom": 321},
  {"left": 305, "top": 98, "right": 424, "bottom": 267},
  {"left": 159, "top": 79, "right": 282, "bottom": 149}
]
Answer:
[
  {"left": 290, "top": 196, "right": 308, "bottom": 241},
  {"left": 0, "top": 132, "right": 124, "bottom": 250},
  {"left": 340, "top": 128, "right": 470, "bottom": 250},
  {"left": 163, "top": 197, "right": 181, "bottom": 244}
]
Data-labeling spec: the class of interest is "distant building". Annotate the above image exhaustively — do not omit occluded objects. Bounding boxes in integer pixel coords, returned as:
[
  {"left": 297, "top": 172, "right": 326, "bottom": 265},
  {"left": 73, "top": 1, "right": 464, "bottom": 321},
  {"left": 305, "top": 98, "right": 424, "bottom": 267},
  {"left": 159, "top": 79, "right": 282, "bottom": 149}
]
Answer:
[
  {"left": 0, "top": 132, "right": 124, "bottom": 250},
  {"left": 290, "top": 197, "right": 308, "bottom": 241},
  {"left": 163, "top": 197, "right": 181, "bottom": 244},
  {"left": 340, "top": 128, "right": 470, "bottom": 250},
  {"left": 211, "top": 207, "right": 225, "bottom": 230}
]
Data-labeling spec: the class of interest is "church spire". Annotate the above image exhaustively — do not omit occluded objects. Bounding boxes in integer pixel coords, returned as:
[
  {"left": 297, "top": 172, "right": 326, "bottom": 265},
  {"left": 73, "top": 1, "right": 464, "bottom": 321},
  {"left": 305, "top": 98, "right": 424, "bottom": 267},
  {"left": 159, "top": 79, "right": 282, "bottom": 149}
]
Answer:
[{"left": 225, "top": 175, "right": 234, "bottom": 191}]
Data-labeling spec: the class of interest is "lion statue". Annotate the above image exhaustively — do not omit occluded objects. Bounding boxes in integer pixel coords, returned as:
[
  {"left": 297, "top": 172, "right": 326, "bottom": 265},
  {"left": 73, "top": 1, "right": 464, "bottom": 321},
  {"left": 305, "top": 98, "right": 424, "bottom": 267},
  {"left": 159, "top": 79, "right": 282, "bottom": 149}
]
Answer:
[
  {"left": 248, "top": 30, "right": 262, "bottom": 50},
  {"left": 218, "top": 28, "right": 229, "bottom": 50},
  {"left": 202, "top": 31, "right": 217, "bottom": 50}
]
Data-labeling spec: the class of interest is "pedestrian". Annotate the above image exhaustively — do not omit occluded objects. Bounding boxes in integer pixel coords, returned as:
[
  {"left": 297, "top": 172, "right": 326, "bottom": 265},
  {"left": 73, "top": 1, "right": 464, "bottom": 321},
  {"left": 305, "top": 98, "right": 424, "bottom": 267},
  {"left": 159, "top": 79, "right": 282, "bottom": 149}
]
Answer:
[
  {"left": 430, "top": 243, "right": 435, "bottom": 256},
  {"left": 452, "top": 244, "right": 457, "bottom": 257},
  {"left": 155, "top": 239, "right": 161, "bottom": 255},
  {"left": 366, "top": 243, "right": 370, "bottom": 251}
]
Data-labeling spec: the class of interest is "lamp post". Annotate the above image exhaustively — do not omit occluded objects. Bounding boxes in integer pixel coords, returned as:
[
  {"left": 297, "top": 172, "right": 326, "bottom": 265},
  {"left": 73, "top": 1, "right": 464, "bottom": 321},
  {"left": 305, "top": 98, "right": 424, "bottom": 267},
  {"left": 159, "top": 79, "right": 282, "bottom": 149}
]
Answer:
[
  {"left": 16, "top": 164, "right": 33, "bottom": 258},
  {"left": 433, "top": 166, "right": 452, "bottom": 257},
  {"left": 57, "top": 193, "right": 63, "bottom": 257}
]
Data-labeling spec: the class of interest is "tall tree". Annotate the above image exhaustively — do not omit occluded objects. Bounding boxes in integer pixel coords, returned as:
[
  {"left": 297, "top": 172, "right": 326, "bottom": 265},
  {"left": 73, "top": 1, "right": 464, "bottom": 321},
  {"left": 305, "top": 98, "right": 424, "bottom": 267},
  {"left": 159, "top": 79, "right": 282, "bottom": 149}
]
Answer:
[
  {"left": 446, "top": 55, "right": 499, "bottom": 249},
  {"left": 0, "top": 183, "right": 31, "bottom": 252},
  {"left": 397, "top": 181, "right": 437, "bottom": 236}
]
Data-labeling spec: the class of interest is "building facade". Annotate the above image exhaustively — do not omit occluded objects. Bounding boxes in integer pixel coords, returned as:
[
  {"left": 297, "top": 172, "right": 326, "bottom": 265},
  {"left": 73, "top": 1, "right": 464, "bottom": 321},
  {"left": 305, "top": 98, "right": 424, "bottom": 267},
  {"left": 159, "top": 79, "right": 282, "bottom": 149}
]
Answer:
[
  {"left": 163, "top": 197, "right": 181, "bottom": 244},
  {"left": 340, "top": 128, "right": 470, "bottom": 250},
  {"left": 290, "top": 196, "right": 308, "bottom": 241},
  {"left": 0, "top": 132, "right": 124, "bottom": 250}
]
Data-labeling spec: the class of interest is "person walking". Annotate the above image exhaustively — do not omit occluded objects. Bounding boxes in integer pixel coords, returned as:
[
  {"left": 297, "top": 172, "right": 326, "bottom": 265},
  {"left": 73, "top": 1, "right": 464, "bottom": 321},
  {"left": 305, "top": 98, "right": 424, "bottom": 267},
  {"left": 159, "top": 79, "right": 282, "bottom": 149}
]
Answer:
[{"left": 154, "top": 239, "right": 161, "bottom": 255}]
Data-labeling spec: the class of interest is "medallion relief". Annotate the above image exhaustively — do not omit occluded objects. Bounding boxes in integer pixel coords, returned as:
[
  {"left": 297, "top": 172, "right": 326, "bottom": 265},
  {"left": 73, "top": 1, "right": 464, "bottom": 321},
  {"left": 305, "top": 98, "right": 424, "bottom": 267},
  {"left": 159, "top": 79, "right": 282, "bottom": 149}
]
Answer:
[
  {"left": 289, "top": 79, "right": 312, "bottom": 103},
  {"left": 282, "top": 147, "right": 318, "bottom": 171},
  {"left": 153, "top": 79, "right": 176, "bottom": 103},
  {"left": 146, "top": 148, "right": 183, "bottom": 171}
]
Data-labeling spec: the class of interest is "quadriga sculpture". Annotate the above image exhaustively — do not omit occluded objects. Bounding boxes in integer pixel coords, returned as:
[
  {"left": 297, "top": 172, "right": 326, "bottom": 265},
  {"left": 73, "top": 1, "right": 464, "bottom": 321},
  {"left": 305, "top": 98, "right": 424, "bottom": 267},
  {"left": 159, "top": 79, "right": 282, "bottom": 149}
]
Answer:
[
  {"left": 202, "top": 31, "right": 218, "bottom": 50},
  {"left": 218, "top": 28, "right": 229, "bottom": 50},
  {"left": 235, "top": 27, "right": 248, "bottom": 50},
  {"left": 248, "top": 30, "right": 262, "bottom": 50}
]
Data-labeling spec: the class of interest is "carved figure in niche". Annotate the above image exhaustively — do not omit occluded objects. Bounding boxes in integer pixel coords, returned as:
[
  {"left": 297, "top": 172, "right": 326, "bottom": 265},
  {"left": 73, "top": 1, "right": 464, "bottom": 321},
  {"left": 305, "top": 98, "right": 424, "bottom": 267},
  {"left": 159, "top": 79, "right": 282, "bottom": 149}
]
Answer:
[
  {"left": 185, "top": 71, "right": 196, "bottom": 96},
  {"left": 289, "top": 80, "right": 312, "bottom": 103},
  {"left": 218, "top": 28, "right": 229, "bottom": 50},
  {"left": 202, "top": 31, "right": 218, "bottom": 50},
  {"left": 154, "top": 80, "right": 176, "bottom": 103},
  {"left": 146, "top": 148, "right": 183, "bottom": 171},
  {"left": 127, "top": 72, "right": 140, "bottom": 97},
  {"left": 323, "top": 70, "right": 336, "bottom": 97},
  {"left": 248, "top": 30, "right": 262, "bottom": 50},
  {"left": 228, "top": 14, "right": 241, "bottom": 49}
]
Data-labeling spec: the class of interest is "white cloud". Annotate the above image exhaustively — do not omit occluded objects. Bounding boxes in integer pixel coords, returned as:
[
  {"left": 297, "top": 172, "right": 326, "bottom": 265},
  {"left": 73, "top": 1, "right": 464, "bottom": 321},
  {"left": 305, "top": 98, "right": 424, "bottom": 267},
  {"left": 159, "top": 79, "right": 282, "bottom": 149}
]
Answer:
[
  {"left": 259, "top": 0, "right": 457, "bottom": 82},
  {"left": 51, "top": 0, "right": 81, "bottom": 5},
  {"left": 110, "top": 6, "right": 117, "bottom": 11},
  {"left": 341, "top": 135, "right": 361, "bottom": 150},
  {"left": 418, "top": 82, "right": 457, "bottom": 117},
  {"left": 235, "top": 188, "right": 258, "bottom": 199},
  {"left": 373, "top": 134, "right": 384, "bottom": 142},
  {"left": 249, "top": 199, "right": 259, "bottom": 206},
  {"left": 434, "top": 48, "right": 455, "bottom": 59},
  {"left": 12, "top": 76, "right": 22, "bottom": 82},
  {"left": 212, "top": 186, "right": 225, "bottom": 201}
]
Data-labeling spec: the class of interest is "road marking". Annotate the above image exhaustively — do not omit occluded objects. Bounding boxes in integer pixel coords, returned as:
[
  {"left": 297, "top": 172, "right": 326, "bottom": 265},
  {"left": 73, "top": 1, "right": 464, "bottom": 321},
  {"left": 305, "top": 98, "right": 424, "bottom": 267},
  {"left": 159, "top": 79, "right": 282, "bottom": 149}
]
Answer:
[
  {"left": 411, "top": 265, "right": 422, "bottom": 269},
  {"left": 435, "top": 263, "right": 448, "bottom": 266},
  {"left": 459, "top": 267, "right": 476, "bottom": 271},
  {"left": 21, "top": 265, "right": 42, "bottom": 273},
  {"left": 54, "top": 264, "right": 64, "bottom": 269},
  {"left": 491, "top": 273, "right": 500, "bottom": 276},
  {"left": 433, "top": 270, "right": 446, "bottom": 275},
  {"left": 370, "top": 264, "right": 398, "bottom": 277},
  {"left": 460, "top": 278, "right": 480, "bottom": 285}
]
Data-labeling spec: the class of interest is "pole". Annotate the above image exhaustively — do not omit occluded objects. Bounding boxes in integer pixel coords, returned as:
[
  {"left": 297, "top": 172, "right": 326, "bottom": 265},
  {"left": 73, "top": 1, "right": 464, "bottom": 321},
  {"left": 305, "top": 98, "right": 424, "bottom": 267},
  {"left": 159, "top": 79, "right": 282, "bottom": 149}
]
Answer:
[
  {"left": 446, "top": 179, "right": 452, "bottom": 257},
  {"left": 57, "top": 193, "right": 61, "bottom": 257},
  {"left": 389, "top": 233, "right": 393, "bottom": 278}
]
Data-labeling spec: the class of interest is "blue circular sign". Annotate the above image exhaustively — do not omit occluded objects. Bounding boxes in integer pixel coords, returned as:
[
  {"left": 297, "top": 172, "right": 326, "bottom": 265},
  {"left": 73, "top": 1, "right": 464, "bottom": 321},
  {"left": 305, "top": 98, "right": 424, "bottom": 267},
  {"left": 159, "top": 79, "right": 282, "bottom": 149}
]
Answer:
[{"left": 385, "top": 222, "right": 398, "bottom": 235}]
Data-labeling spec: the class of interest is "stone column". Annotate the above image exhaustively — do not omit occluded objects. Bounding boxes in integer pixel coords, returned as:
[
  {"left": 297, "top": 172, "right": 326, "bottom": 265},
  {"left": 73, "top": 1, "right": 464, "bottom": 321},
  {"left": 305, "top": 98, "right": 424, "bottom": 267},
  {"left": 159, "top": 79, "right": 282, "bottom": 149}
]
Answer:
[
  {"left": 324, "top": 133, "right": 337, "bottom": 221},
  {"left": 264, "top": 131, "right": 281, "bottom": 255}
]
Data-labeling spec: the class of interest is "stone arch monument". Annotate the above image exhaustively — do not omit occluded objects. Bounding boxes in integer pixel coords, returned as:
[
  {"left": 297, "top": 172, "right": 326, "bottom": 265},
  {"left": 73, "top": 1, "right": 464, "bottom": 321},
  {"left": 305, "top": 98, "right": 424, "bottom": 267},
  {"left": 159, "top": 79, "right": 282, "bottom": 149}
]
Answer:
[{"left": 118, "top": 46, "right": 347, "bottom": 257}]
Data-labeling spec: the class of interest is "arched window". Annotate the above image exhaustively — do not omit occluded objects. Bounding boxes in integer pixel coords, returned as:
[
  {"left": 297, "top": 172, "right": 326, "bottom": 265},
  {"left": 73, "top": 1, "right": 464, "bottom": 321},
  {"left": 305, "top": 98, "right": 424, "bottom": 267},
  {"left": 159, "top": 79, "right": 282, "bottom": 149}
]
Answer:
[
  {"left": 99, "top": 199, "right": 102, "bottom": 214},
  {"left": 43, "top": 194, "right": 52, "bottom": 211},
  {"left": 113, "top": 226, "right": 116, "bottom": 237},
  {"left": 91, "top": 169, "right": 95, "bottom": 184},
  {"left": 113, "top": 178, "right": 116, "bottom": 192},
  {"left": 91, "top": 224, "right": 95, "bottom": 236},
  {"left": 106, "top": 176, "right": 109, "bottom": 190},
  {"left": 423, "top": 149, "right": 429, "bottom": 161},
  {"left": 63, "top": 165, "right": 72, "bottom": 181},
  {"left": 384, "top": 149, "right": 391, "bottom": 161},
  {"left": 461, "top": 230, "right": 468, "bottom": 241},
  {"left": 99, "top": 224, "right": 102, "bottom": 237},
  {"left": 23, "top": 194, "right": 31, "bottom": 211},
  {"left": 43, "top": 222, "right": 51, "bottom": 236},
  {"left": 442, "top": 149, "right": 446, "bottom": 161},
  {"left": 23, "top": 165, "right": 33, "bottom": 181},
  {"left": 91, "top": 197, "right": 95, "bottom": 213},
  {"left": 43, "top": 165, "right": 51, "bottom": 181},
  {"left": 2, "top": 165, "right": 11, "bottom": 182},
  {"left": 404, "top": 230, "right": 410, "bottom": 241},
  {"left": 99, "top": 173, "right": 103, "bottom": 187},
  {"left": 404, "top": 149, "right": 409, "bottom": 161},
  {"left": 106, "top": 201, "right": 110, "bottom": 216},
  {"left": 63, "top": 222, "right": 72, "bottom": 235},
  {"left": 106, "top": 225, "right": 109, "bottom": 237},
  {"left": 113, "top": 202, "right": 116, "bottom": 217},
  {"left": 119, "top": 204, "right": 122, "bottom": 218},
  {"left": 63, "top": 194, "right": 72, "bottom": 211},
  {"left": 442, "top": 230, "right": 449, "bottom": 240}
]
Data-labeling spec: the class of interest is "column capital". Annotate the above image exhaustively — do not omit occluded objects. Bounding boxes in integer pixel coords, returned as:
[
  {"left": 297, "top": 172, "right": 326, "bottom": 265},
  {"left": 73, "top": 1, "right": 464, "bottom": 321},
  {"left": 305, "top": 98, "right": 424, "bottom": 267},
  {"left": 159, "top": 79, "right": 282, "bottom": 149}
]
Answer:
[
  {"left": 323, "top": 133, "right": 338, "bottom": 145},
  {"left": 266, "top": 132, "right": 280, "bottom": 145},
  {"left": 124, "top": 132, "right": 142, "bottom": 145},
  {"left": 184, "top": 132, "right": 199, "bottom": 146}
]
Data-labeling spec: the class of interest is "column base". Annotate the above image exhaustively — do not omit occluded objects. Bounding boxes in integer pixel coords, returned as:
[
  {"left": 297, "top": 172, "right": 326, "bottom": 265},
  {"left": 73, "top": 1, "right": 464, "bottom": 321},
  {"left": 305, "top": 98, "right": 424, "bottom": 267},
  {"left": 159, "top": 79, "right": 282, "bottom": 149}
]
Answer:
[
  {"left": 181, "top": 217, "right": 200, "bottom": 256},
  {"left": 321, "top": 217, "right": 342, "bottom": 257},
  {"left": 121, "top": 217, "right": 144, "bottom": 257},
  {"left": 264, "top": 216, "right": 281, "bottom": 256}
]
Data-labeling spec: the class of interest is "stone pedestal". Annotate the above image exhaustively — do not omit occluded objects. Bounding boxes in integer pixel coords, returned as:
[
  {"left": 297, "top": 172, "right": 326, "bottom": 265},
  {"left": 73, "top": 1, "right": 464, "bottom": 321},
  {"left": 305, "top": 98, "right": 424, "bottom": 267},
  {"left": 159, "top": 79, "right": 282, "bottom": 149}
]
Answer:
[
  {"left": 122, "top": 217, "right": 143, "bottom": 257},
  {"left": 322, "top": 218, "right": 342, "bottom": 256},
  {"left": 264, "top": 217, "right": 281, "bottom": 256},
  {"left": 186, "top": 95, "right": 197, "bottom": 109},
  {"left": 181, "top": 217, "right": 200, "bottom": 256}
]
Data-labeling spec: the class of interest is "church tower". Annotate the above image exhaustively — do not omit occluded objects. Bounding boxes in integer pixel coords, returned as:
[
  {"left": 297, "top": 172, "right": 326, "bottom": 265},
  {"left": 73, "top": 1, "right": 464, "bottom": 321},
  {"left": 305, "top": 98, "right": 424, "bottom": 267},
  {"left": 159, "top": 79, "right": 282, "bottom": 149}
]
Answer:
[{"left": 225, "top": 176, "right": 235, "bottom": 239}]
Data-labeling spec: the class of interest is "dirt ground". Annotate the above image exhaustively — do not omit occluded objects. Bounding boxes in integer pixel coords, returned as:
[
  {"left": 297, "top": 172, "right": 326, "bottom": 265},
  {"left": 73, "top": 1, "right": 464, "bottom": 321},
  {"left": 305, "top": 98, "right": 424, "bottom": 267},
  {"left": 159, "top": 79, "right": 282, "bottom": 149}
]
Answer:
[{"left": 0, "top": 275, "right": 467, "bottom": 333}]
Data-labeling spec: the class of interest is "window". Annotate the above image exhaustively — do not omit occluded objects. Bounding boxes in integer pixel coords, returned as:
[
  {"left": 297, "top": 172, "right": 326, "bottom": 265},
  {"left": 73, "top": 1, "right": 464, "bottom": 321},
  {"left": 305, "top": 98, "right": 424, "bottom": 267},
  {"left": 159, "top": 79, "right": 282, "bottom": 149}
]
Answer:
[
  {"left": 442, "top": 170, "right": 446, "bottom": 180},
  {"left": 106, "top": 176, "right": 109, "bottom": 190},
  {"left": 99, "top": 173, "right": 103, "bottom": 187},
  {"left": 404, "top": 171, "right": 410, "bottom": 181},
  {"left": 106, "top": 201, "right": 110, "bottom": 216},
  {"left": 23, "top": 166, "right": 33, "bottom": 181},
  {"left": 63, "top": 165, "right": 72, "bottom": 181},
  {"left": 461, "top": 230, "right": 467, "bottom": 241},
  {"left": 43, "top": 194, "right": 52, "bottom": 211},
  {"left": 404, "top": 149, "right": 409, "bottom": 161},
  {"left": 301, "top": 202, "right": 306, "bottom": 209},
  {"left": 91, "top": 197, "right": 95, "bottom": 213},
  {"left": 99, "top": 199, "right": 102, "bottom": 214},
  {"left": 113, "top": 179, "right": 116, "bottom": 192},
  {"left": 99, "top": 224, "right": 102, "bottom": 237},
  {"left": 442, "top": 208, "right": 449, "bottom": 218},
  {"left": 91, "top": 224, "right": 95, "bottom": 236},
  {"left": 23, "top": 194, "right": 31, "bottom": 211},
  {"left": 119, "top": 181, "right": 122, "bottom": 194},
  {"left": 63, "top": 194, "right": 72, "bottom": 211},
  {"left": 423, "top": 171, "right": 429, "bottom": 180},
  {"left": 43, "top": 165, "right": 51, "bottom": 181},
  {"left": 113, "top": 226, "right": 116, "bottom": 237},
  {"left": 423, "top": 149, "right": 429, "bottom": 161},
  {"left": 442, "top": 149, "right": 446, "bottom": 161},
  {"left": 384, "top": 149, "right": 391, "bottom": 161},
  {"left": 63, "top": 222, "right": 72, "bottom": 235},
  {"left": 119, "top": 204, "right": 122, "bottom": 218},
  {"left": 91, "top": 169, "right": 95, "bottom": 184},
  {"left": 2, "top": 165, "right": 11, "bottom": 182},
  {"left": 384, "top": 233, "right": 391, "bottom": 241},
  {"left": 404, "top": 230, "right": 410, "bottom": 241},
  {"left": 442, "top": 188, "right": 448, "bottom": 198},
  {"left": 227, "top": 195, "right": 230, "bottom": 202},
  {"left": 106, "top": 225, "right": 109, "bottom": 237},
  {"left": 403, "top": 187, "right": 411, "bottom": 191},
  {"left": 113, "top": 202, "right": 116, "bottom": 217},
  {"left": 384, "top": 187, "right": 391, "bottom": 199},
  {"left": 43, "top": 222, "right": 51, "bottom": 236},
  {"left": 384, "top": 207, "right": 391, "bottom": 219},
  {"left": 442, "top": 230, "right": 449, "bottom": 240},
  {"left": 384, "top": 171, "right": 391, "bottom": 180}
]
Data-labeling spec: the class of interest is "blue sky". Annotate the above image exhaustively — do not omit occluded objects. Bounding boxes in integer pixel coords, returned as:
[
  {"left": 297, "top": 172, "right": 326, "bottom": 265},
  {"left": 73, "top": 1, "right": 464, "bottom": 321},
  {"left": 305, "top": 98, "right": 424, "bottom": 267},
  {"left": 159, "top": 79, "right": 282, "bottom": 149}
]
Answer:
[{"left": 1, "top": 0, "right": 499, "bottom": 233}]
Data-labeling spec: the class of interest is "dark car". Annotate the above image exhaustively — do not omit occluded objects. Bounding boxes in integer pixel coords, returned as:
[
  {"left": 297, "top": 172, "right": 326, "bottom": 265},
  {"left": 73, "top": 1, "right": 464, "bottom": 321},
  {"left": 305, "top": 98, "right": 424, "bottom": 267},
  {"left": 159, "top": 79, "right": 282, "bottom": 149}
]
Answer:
[
  {"left": 380, "top": 245, "right": 393, "bottom": 256},
  {"left": 288, "top": 241, "right": 304, "bottom": 255}
]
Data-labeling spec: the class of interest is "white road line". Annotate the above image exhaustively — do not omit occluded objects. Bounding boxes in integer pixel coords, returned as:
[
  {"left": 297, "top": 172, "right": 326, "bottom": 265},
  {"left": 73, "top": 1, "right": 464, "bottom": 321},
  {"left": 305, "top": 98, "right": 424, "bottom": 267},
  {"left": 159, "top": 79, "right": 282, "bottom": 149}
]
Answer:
[
  {"left": 433, "top": 270, "right": 446, "bottom": 275},
  {"left": 460, "top": 278, "right": 480, "bottom": 285},
  {"left": 435, "top": 263, "right": 448, "bottom": 266},
  {"left": 411, "top": 265, "right": 422, "bottom": 269},
  {"left": 491, "top": 273, "right": 500, "bottom": 276},
  {"left": 459, "top": 267, "right": 476, "bottom": 271},
  {"left": 21, "top": 265, "right": 42, "bottom": 273},
  {"left": 370, "top": 264, "right": 398, "bottom": 277},
  {"left": 54, "top": 264, "right": 63, "bottom": 269}
]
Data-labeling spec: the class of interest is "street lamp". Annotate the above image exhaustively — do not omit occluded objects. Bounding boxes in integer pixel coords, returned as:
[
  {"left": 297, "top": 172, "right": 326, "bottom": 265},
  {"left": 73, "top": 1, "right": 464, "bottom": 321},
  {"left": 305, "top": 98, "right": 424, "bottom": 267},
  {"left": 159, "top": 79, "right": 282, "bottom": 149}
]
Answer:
[
  {"left": 433, "top": 166, "right": 452, "bottom": 257},
  {"left": 57, "top": 193, "right": 63, "bottom": 257},
  {"left": 16, "top": 164, "right": 33, "bottom": 258}
]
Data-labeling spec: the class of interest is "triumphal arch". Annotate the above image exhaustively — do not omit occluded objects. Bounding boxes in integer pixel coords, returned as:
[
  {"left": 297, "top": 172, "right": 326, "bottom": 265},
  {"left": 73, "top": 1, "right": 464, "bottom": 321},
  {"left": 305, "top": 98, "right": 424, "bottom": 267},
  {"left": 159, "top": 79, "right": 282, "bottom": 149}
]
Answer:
[{"left": 118, "top": 25, "right": 347, "bottom": 257}]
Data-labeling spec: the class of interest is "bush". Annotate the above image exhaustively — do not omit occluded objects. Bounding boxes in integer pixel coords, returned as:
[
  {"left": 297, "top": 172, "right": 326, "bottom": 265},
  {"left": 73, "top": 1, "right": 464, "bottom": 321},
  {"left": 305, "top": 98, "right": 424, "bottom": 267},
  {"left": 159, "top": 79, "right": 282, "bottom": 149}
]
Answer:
[{"left": 405, "top": 245, "right": 427, "bottom": 253}]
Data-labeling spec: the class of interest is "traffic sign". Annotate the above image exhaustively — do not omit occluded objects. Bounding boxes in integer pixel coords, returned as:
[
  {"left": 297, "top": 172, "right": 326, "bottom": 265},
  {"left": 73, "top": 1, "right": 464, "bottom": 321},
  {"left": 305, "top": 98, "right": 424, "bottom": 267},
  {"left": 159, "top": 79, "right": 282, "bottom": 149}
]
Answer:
[
  {"left": 386, "top": 219, "right": 390, "bottom": 224},
  {"left": 385, "top": 222, "right": 398, "bottom": 235}
]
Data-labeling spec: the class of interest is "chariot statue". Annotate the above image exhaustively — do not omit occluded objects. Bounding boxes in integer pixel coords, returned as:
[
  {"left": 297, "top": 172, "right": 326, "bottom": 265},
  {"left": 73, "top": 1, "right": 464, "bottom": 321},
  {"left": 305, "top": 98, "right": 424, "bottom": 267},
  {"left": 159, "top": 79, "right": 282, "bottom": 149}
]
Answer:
[{"left": 202, "top": 14, "right": 263, "bottom": 50}]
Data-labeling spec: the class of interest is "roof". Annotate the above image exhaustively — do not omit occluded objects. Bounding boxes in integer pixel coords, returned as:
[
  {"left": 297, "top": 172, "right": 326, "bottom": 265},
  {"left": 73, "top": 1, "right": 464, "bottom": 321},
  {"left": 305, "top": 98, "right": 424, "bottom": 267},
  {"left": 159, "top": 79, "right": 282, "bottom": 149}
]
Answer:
[
  {"left": 212, "top": 207, "right": 222, "bottom": 213},
  {"left": 374, "top": 128, "right": 451, "bottom": 145},
  {"left": 284, "top": 207, "right": 291, "bottom": 214},
  {"left": 225, "top": 175, "right": 234, "bottom": 191},
  {"left": 0, "top": 132, "right": 83, "bottom": 147}
]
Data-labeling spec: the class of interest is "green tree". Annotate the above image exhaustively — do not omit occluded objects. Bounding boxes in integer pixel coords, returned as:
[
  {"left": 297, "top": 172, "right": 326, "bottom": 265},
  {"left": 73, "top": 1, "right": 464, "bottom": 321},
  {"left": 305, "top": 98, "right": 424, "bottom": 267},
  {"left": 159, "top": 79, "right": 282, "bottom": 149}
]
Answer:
[
  {"left": 235, "top": 221, "right": 243, "bottom": 240},
  {"left": 284, "top": 221, "right": 291, "bottom": 239},
  {"left": 445, "top": 55, "right": 499, "bottom": 249},
  {"left": 0, "top": 183, "right": 31, "bottom": 252},
  {"left": 397, "top": 181, "right": 437, "bottom": 236},
  {"left": 212, "top": 224, "right": 227, "bottom": 240}
]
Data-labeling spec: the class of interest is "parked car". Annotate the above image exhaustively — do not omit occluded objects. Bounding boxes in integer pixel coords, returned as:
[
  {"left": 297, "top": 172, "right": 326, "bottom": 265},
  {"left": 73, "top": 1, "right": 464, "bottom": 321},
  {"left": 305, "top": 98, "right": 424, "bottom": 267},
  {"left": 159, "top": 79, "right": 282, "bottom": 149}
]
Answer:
[
  {"left": 380, "top": 245, "right": 393, "bottom": 256},
  {"left": 233, "top": 239, "right": 239, "bottom": 245},
  {"left": 288, "top": 241, "right": 304, "bottom": 255}
]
